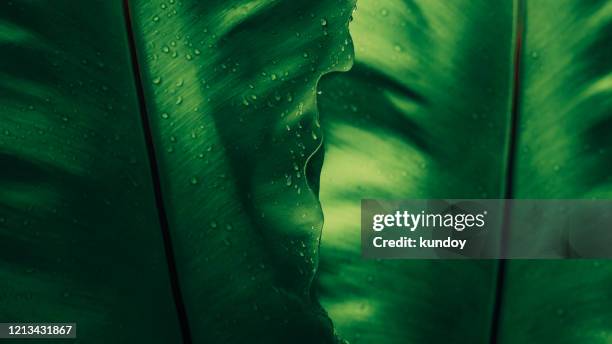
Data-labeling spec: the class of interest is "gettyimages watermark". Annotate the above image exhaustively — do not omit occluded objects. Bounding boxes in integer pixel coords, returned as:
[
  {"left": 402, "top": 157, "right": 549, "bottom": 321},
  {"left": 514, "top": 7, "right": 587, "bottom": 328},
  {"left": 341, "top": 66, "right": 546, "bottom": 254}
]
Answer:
[{"left": 361, "top": 199, "right": 612, "bottom": 259}]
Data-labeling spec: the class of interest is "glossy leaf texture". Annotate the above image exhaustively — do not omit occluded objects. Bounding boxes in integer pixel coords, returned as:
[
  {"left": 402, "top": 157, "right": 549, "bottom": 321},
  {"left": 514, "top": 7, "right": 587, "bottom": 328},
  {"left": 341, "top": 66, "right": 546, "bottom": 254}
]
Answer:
[
  {"left": 2, "top": 0, "right": 611, "bottom": 343},
  {"left": 0, "top": 1, "right": 182, "bottom": 343},
  {"left": 317, "top": 0, "right": 612, "bottom": 343},
  {"left": 499, "top": 1, "right": 612, "bottom": 343},
  {"left": 128, "top": 0, "right": 354, "bottom": 342},
  {"left": 316, "top": 0, "right": 515, "bottom": 343}
]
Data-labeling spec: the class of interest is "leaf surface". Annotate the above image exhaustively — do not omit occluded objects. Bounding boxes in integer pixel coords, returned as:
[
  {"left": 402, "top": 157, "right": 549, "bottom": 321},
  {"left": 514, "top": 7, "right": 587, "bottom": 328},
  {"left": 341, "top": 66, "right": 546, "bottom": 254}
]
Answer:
[
  {"left": 0, "top": 1, "right": 182, "bottom": 342},
  {"left": 317, "top": 0, "right": 515, "bottom": 343},
  {"left": 1, "top": 0, "right": 357, "bottom": 342},
  {"left": 129, "top": 0, "right": 354, "bottom": 342},
  {"left": 499, "top": 1, "right": 612, "bottom": 342},
  {"left": 318, "top": 1, "right": 612, "bottom": 343}
]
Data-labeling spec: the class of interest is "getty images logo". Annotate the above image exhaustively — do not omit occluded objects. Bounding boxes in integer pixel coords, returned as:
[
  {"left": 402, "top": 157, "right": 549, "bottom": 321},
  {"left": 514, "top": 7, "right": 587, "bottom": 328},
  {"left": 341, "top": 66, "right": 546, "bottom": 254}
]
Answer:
[{"left": 371, "top": 208, "right": 487, "bottom": 232}]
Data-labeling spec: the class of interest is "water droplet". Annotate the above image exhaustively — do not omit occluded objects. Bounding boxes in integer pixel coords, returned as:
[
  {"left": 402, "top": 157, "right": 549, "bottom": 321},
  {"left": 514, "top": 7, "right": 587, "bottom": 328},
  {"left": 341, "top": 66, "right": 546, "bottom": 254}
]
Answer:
[
  {"left": 152, "top": 16, "right": 160, "bottom": 22},
  {"left": 152, "top": 77, "right": 162, "bottom": 85},
  {"left": 320, "top": 18, "right": 328, "bottom": 26},
  {"left": 161, "top": 112, "right": 169, "bottom": 119},
  {"left": 210, "top": 221, "right": 218, "bottom": 228},
  {"left": 285, "top": 175, "right": 292, "bottom": 186},
  {"left": 176, "top": 96, "right": 183, "bottom": 105},
  {"left": 270, "top": 73, "right": 277, "bottom": 81},
  {"left": 190, "top": 176, "right": 198, "bottom": 185}
]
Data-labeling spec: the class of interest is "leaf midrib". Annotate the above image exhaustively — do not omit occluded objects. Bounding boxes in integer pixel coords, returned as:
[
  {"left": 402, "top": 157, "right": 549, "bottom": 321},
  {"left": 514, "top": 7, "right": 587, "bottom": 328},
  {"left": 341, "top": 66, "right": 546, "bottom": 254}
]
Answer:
[
  {"left": 489, "top": 0, "right": 526, "bottom": 343},
  {"left": 121, "top": 1, "right": 193, "bottom": 343}
]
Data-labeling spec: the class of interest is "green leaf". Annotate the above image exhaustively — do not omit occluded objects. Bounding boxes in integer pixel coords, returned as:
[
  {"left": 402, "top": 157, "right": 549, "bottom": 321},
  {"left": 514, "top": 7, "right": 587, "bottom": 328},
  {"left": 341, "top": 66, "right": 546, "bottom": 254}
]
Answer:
[
  {"left": 1, "top": 0, "right": 355, "bottom": 342},
  {"left": 128, "top": 0, "right": 354, "bottom": 342},
  {"left": 499, "top": 1, "right": 612, "bottom": 342},
  {"left": 3, "top": 0, "right": 610, "bottom": 342},
  {"left": 317, "top": 0, "right": 612, "bottom": 343},
  {"left": 316, "top": 1, "right": 515, "bottom": 342},
  {"left": 0, "top": 1, "right": 182, "bottom": 342}
]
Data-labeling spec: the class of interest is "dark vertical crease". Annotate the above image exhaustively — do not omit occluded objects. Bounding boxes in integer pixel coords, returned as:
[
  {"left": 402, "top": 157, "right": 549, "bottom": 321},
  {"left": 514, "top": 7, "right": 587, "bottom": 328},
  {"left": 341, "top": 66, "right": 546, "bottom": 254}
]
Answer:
[
  {"left": 489, "top": 1, "right": 525, "bottom": 344},
  {"left": 121, "top": 1, "right": 192, "bottom": 343}
]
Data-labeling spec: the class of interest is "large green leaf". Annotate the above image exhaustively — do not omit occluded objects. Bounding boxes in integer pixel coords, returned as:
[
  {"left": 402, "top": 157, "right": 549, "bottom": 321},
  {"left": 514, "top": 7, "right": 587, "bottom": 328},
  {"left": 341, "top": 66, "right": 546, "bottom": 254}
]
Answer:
[
  {"left": 0, "top": 1, "right": 182, "bottom": 342},
  {"left": 317, "top": 0, "right": 612, "bottom": 343},
  {"left": 1, "top": 0, "right": 355, "bottom": 342},
  {"left": 499, "top": 1, "right": 612, "bottom": 343},
  {"left": 317, "top": 1, "right": 515, "bottom": 343},
  {"left": 3, "top": 0, "right": 610, "bottom": 343},
  {"left": 128, "top": 0, "right": 354, "bottom": 342}
]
